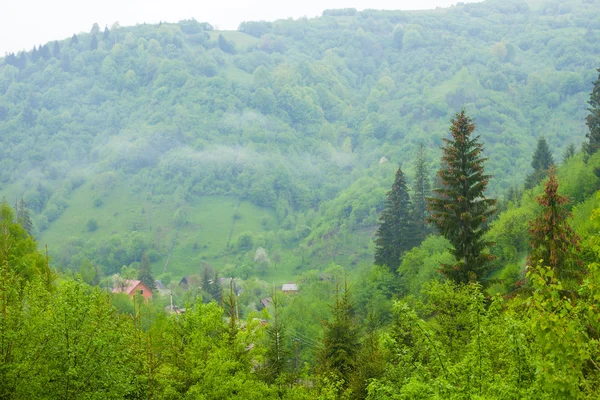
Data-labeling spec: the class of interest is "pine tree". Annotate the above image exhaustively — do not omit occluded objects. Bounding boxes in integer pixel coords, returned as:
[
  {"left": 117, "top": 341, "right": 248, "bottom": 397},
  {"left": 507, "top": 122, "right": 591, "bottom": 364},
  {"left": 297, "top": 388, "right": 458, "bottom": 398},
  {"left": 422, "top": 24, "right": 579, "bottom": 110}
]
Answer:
[
  {"left": 263, "top": 289, "right": 289, "bottom": 382},
  {"left": 528, "top": 168, "right": 582, "bottom": 281},
  {"left": 349, "top": 311, "right": 385, "bottom": 398},
  {"left": 374, "top": 166, "right": 416, "bottom": 273},
  {"left": 16, "top": 198, "right": 33, "bottom": 235},
  {"left": 412, "top": 143, "right": 431, "bottom": 242},
  {"left": 427, "top": 110, "right": 497, "bottom": 284},
  {"left": 31, "top": 45, "right": 39, "bottom": 62},
  {"left": 71, "top": 34, "right": 79, "bottom": 46},
  {"left": 210, "top": 271, "right": 221, "bottom": 302},
  {"left": 137, "top": 251, "right": 155, "bottom": 290},
  {"left": 52, "top": 41, "right": 61, "bottom": 58},
  {"left": 39, "top": 44, "right": 50, "bottom": 60},
  {"left": 318, "top": 279, "right": 359, "bottom": 388},
  {"left": 585, "top": 67, "right": 600, "bottom": 155},
  {"left": 525, "top": 137, "right": 554, "bottom": 189},
  {"left": 90, "top": 35, "right": 98, "bottom": 51},
  {"left": 223, "top": 279, "right": 239, "bottom": 345},
  {"left": 103, "top": 26, "right": 110, "bottom": 41},
  {"left": 563, "top": 142, "right": 576, "bottom": 162},
  {"left": 201, "top": 266, "right": 212, "bottom": 301}
]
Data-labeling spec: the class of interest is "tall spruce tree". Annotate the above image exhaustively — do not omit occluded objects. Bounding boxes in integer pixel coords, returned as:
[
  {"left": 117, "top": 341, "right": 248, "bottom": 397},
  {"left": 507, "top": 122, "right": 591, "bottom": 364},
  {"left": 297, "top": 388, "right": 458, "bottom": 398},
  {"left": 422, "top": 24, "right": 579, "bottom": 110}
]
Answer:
[
  {"left": 16, "top": 198, "right": 33, "bottom": 235},
  {"left": 263, "top": 289, "right": 289, "bottom": 383},
  {"left": 563, "top": 142, "right": 576, "bottom": 162},
  {"left": 427, "top": 110, "right": 497, "bottom": 284},
  {"left": 137, "top": 251, "right": 155, "bottom": 290},
  {"left": 318, "top": 279, "right": 359, "bottom": 388},
  {"left": 374, "top": 166, "right": 416, "bottom": 273},
  {"left": 90, "top": 35, "right": 98, "bottom": 51},
  {"left": 412, "top": 143, "right": 431, "bottom": 242},
  {"left": 525, "top": 137, "right": 554, "bottom": 189},
  {"left": 528, "top": 168, "right": 582, "bottom": 281},
  {"left": 201, "top": 265, "right": 213, "bottom": 302},
  {"left": 585, "top": 67, "right": 600, "bottom": 155},
  {"left": 51, "top": 41, "right": 61, "bottom": 59}
]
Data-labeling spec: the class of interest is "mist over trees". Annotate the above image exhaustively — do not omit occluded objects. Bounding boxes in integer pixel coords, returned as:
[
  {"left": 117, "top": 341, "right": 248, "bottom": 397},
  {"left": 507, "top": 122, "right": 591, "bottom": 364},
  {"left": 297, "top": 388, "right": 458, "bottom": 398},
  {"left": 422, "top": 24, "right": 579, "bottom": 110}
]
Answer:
[{"left": 2, "top": 0, "right": 600, "bottom": 397}]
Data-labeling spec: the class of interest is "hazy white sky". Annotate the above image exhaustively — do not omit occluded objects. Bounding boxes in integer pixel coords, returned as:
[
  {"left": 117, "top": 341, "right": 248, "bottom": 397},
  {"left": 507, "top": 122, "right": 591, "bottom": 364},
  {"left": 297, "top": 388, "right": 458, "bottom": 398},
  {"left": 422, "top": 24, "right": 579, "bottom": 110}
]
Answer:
[{"left": 1, "top": 0, "right": 481, "bottom": 55}]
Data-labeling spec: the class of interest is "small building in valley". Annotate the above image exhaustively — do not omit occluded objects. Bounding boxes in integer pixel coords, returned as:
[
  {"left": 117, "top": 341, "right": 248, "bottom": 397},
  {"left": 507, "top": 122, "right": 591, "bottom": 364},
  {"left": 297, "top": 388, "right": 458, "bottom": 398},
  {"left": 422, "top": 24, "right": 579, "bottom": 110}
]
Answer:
[
  {"left": 113, "top": 279, "right": 153, "bottom": 301},
  {"left": 281, "top": 283, "right": 299, "bottom": 294}
]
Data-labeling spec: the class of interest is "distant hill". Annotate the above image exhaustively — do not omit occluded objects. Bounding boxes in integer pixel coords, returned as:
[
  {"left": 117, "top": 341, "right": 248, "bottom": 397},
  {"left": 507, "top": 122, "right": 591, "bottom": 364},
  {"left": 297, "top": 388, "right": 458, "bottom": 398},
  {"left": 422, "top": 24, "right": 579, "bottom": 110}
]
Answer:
[{"left": 1, "top": 0, "right": 599, "bottom": 282}]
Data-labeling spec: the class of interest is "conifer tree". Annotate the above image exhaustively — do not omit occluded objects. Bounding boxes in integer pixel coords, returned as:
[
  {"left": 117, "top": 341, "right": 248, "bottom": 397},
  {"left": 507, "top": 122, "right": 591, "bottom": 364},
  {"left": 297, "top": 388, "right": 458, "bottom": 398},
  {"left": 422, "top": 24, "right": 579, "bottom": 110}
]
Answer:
[
  {"left": 201, "top": 265, "right": 212, "bottom": 301},
  {"left": 31, "top": 45, "right": 39, "bottom": 62},
  {"left": 585, "top": 67, "right": 600, "bottom": 155},
  {"left": 263, "top": 289, "right": 289, "bottom": 382},
  {"left": 525, "top": 137, "right": 554, "bottom": 189},
  {"left": 137, "top": 251, "right": 155, "bottom": 290},
  {"left": 52, "top": 41, "right": 61, "bottom": 58},
  {"left": 90, "top": 35, "right": 98, "bottom": 51},
  {"left": 223, "top": 279, "right": 239, "bottom": 345},
  {"left": 528, "top": 168, "right": 582, "bottom": 281},
  {"left": 563, "top": 142, "right": 576, "bottom": 162},
  {"left": 210, "top": 271, "right": 221, "bottom": 302},
  {"left": 374, "top": 166, "right": 416, "bottom": 273},
  {"left": 103, "top": 26, "right": 110, "bottom": 41},
  {"left": 412, "top": 143, "right": 431, "bottom": 242},
  {"left": 39, "top": 44, "right": 50, "bottom": 60},
  {"left": 71, "top": 34, "right": 79, "bottom": 46},
  {"left": 16, "top": 198, "right": 33, "bottom": 235},
  {"left": 318, "top": 279, "right": 359, "bottom": 388},
  {"left": 349, "top": 311, "right": 385, "bottom": 398},
  {"left": 427, "top": 110, "right": 497, "bottom": 284}
]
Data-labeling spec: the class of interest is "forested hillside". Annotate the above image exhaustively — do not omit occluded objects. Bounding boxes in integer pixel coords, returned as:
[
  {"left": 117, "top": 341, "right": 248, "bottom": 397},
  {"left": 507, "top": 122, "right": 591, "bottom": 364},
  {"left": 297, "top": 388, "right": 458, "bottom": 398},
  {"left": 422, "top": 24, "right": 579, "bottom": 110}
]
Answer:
[
  {"left": 1, "top": 0, "right": 600, "bottom": 282},
  {"left": 3, "top": 0, "right": 600, "bottom": 397}
]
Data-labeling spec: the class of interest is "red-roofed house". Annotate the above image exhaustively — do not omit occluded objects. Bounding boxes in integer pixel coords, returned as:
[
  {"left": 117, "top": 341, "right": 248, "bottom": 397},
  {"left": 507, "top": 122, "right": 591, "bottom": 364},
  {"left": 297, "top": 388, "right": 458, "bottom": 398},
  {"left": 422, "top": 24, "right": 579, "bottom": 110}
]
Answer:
[{"left": 112, "top": 280, "right": 153, "bottom": 301}]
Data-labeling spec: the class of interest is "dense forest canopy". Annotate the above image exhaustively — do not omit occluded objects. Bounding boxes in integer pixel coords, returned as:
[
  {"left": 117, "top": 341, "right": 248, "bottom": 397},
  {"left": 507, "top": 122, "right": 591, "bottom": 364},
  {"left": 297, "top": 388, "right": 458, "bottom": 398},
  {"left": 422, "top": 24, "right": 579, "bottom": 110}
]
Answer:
[{"left": 1, "top": 0, "right": 600, "bottom": 283}]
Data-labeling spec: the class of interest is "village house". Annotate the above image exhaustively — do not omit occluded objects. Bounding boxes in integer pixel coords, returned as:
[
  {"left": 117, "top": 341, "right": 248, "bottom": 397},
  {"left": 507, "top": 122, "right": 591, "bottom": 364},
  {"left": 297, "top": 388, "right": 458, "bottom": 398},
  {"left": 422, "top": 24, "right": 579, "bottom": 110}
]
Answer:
[
  {"left": 281, "top": 283, "right": 299, "bottom": 294},
  {"left": 112, "top": 279, "right": 153, "bottom": 301}
]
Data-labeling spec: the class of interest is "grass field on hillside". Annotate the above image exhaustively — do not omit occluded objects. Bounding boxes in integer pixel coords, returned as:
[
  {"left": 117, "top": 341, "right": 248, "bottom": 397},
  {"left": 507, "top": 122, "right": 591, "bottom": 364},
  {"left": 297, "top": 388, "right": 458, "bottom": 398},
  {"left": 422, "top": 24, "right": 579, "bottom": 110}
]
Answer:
[{"left": 37, "top": 179, "right": 285, "bottom": 282}]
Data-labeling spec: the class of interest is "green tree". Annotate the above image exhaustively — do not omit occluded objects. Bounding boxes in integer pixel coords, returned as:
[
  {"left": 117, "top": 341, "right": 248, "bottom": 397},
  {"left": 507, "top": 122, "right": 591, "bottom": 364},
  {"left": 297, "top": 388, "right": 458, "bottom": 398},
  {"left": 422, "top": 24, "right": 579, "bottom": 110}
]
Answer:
[
  {"left": 90, "top": 22, "right": 100, "bottom": 35},
  {"left": 412, "top": 143, "right": 431, "bottom": 242},
  {"left": 528, "top": 168, "right": 582, "bottom": 282},
  {"left": 393, "top": 26, "right": 405, "bottom": 50},
  {"left": 427, "top": 110, "right": 497, "bottom": 284},
  {"left": 563, "top": 142, "right": 576, "bottom": 162},
  {"left": 585, "top": 67, "right": 600, "bottom": 155},
  {"left": 318, "top": 279, "right": 359, "bottom": 392},
  {"left": 86, "top": 217, "right": 98, "bottom": 232},
  {"left": 349, "top": 312, "right": 385, "bottom": 398},
  {"left": 16, "top": 198, "right": 33, "bottom": 235},
  {"left": 374, "top": 166, "right": 416, "bottom": 273},
  {"left": 525, "top": 136, "right": 554, "bottom": 189},
  {"left": 137, "top": 251, "right": 155, "bottom": 290},
  {"left": 218, "top": 34, "right": 235, "bottom": 54},
  {"left": 201, "top": 265, "right": 213, "bottom": 301},
  {"left": 262, "top": 289, "right": 289, "bottom": 383},
  {"left": 51, "top": 41, "right": 60, "bottom": 58},
  {"left": 90, "top": 35, "right": 98, "bottom": 51}
]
